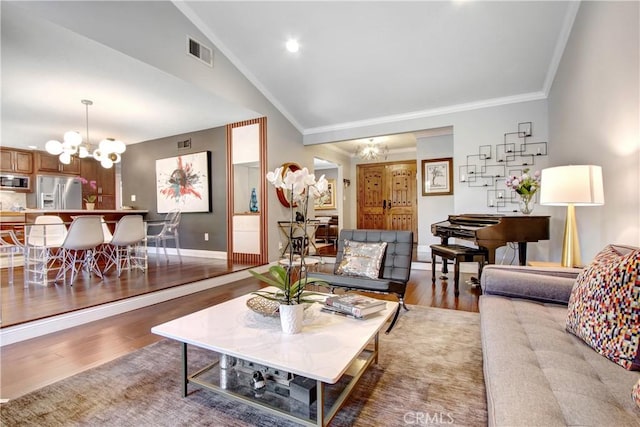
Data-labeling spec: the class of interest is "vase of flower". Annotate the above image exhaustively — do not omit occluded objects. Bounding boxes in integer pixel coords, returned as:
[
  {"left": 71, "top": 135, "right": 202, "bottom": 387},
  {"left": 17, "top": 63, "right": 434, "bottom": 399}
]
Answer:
[
  {"left": 279, "top": 303, "right": 304, "bottom": 334},
  {"left": 84, "top": 195, "right": 97, "bottom": 210},
  {"left": 505, "top": 168, "right": 540, "bottom": 215},
  {"left": 79, "top": 177, "right": 98, "bottom": 210},
  {"left": 519, "top": 194, "right": 534, "bottom": 214}
]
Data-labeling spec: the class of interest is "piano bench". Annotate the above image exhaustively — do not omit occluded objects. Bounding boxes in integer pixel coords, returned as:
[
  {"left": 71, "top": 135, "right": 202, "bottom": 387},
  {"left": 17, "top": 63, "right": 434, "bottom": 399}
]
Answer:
[{"left": 430, "top": 244, "right": 488, "bottom": 296}]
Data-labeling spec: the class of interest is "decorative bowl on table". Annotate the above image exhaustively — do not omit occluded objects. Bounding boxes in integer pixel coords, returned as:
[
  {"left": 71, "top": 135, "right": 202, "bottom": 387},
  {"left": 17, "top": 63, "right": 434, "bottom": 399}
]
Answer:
[
  {"left": 246, "top": 296, "right": 315, "bottom": 318},
  {"left": 246, "top": 296, "right": 281, "bottom": 317}
]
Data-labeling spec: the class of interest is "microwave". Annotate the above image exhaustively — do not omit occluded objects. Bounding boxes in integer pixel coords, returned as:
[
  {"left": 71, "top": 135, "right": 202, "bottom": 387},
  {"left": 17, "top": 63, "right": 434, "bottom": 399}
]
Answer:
[{"left": 0, "top": 174, "right": 30, "bottom": 191}]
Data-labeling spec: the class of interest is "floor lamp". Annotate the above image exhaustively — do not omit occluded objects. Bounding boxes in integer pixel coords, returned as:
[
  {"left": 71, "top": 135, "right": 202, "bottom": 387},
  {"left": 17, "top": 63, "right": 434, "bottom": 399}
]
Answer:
[{"left": 540, "top": 165, "right": 604, "bottom": 267}]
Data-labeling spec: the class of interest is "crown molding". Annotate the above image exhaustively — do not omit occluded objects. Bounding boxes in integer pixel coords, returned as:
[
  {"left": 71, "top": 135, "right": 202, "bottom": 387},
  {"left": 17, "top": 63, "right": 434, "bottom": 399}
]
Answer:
[
  {"left": 543, "top": 1, "right": 581, "bottom": 96},
  {"left": 302, "top": 91, "right": 547, "bottom": 141}
]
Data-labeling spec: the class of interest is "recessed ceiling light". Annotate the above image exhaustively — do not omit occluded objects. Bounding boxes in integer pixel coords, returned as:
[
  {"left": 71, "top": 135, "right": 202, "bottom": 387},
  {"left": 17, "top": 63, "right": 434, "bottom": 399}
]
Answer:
[{"left": 285, "top": 39, "right": 299, "bottom": 53}]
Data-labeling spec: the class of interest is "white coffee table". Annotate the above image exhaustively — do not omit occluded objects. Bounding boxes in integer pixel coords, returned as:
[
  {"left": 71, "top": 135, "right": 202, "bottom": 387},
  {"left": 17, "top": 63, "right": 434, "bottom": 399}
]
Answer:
[{"left": 151, "top": 289, "right": 397, "bottom": 426}]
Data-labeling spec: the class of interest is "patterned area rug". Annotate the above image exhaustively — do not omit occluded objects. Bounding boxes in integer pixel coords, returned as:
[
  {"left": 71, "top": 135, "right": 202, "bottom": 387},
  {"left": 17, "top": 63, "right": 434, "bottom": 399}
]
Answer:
[{"left": 0, "top": 306, "right": 486, "bottom": 426}]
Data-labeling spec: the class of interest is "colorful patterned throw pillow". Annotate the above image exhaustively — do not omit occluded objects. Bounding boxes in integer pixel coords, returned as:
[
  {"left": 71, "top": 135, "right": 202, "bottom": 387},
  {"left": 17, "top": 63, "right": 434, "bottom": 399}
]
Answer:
[
  {"left": 633, "top": 378, "right": 640, "bottom": 409},
  {"left": 336, "top": 240, "right": 387, "bottom": 279},
  {"left": 566, "top": 245, "right": 640, "bottom": 370}
]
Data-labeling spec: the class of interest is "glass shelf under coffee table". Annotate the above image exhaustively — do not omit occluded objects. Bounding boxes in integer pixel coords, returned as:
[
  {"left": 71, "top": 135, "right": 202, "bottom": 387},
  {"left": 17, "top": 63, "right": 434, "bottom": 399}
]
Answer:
[{"left": 151, "top": 288, "right": 397, "bottom": 426}]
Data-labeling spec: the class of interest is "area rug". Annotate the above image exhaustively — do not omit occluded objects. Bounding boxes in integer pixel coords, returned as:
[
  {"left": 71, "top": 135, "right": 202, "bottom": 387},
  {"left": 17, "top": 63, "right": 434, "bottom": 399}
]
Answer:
[{"left": 0, "top": 306, "right": 486, "bottom": 426}]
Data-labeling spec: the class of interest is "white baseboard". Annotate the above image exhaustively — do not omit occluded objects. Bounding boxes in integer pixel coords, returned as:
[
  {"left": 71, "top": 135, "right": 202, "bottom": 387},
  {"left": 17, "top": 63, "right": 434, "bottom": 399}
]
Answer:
[{"left": 146, "top": 247, "right": 227, "bottom": 260}]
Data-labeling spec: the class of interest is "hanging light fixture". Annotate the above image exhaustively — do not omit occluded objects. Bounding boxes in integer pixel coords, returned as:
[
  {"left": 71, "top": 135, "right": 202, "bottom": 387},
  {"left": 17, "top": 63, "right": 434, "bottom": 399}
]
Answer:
[
  {"left": 45, "top": 99, "right": 125, "bottom": 169},
  {"left": 355, "top": 138, "right": 389, "bottom": 161}
]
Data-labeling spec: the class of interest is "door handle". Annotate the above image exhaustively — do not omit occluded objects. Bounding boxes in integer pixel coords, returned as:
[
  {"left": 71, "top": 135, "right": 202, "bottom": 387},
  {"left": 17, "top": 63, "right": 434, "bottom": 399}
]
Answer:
[{"left": 383, "top": 200, "right": 386, "bottom": 210}]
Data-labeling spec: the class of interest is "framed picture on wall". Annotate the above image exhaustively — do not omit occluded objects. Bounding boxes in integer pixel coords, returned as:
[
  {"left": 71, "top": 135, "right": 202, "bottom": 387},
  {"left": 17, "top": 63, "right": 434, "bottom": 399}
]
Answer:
[
  {"left": 422, "top": 157, "right": 453, "bottom": 196},
  {"left": 156, "top": 151, "right": 212, "bottom": 213},
  {"left": 315, "top": 178, "right": 336, "bottom": 210}
]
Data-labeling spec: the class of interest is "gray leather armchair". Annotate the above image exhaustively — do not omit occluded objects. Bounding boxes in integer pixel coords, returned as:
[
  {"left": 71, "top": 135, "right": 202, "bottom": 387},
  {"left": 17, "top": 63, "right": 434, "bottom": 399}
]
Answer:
[{"left": 310, "top": 229, "right": 413, "bottom": 333}]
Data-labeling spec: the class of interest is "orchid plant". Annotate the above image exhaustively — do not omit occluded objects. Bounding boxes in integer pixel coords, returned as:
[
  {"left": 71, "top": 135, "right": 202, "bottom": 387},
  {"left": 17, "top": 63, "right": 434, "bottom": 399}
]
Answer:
[
  {"left": 251, "top": 166, "right": 329, "bottom": 305},
  {"left": 78, "top": 177, "right": 98, "bottom": 203},
  {"left": 266, "top": 166, "right": 329, "bottom": 206}
]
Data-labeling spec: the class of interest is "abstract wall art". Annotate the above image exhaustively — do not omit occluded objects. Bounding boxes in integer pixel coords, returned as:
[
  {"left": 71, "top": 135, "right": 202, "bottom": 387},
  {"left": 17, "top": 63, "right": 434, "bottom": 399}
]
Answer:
[{"left": 156, "top": 151, "right": 211, "bottom": 213}]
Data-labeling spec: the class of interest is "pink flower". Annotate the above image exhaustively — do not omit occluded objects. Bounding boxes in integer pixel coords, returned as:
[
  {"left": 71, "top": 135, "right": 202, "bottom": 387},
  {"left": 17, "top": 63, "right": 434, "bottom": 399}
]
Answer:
[
  {"left": 505, "top": 168, "right": 540, "bottom": 195},
  {"left": 77, "top": 177, "right": 97, "bottom": 190}
]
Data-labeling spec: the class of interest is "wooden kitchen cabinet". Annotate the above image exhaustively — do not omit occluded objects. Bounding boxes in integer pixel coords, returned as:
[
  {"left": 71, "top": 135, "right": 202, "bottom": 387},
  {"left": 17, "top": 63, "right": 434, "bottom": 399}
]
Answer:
[
  {"left": 0, "top": 148, "right": 33, "bottom": 174},
  {"left": 35, "top": 152, "right": 80, "bottom": 175},
  {"left": 96, "top": 194, "right": 116, "bottom": 210},
  {"left": 80, "top": 158, "right": 116, "bottom": 209}
]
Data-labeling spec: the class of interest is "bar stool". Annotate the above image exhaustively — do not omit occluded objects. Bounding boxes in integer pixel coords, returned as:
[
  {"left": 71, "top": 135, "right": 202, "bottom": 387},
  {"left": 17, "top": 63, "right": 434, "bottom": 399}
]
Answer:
[
  {"left": 103, "top": 215, "right": 147, "bottom": 277},
  {"left": 25, "top": 215, "right": 67, "bottom": 286},
  {"left": 55, "top": 216, "right": 104, "bottom": 285},
  {"left": 0, "top": 230, "right": 23, "bottom": 287},
  {"left": 95, "top": 216, "right": 114, "bottom": 265}
]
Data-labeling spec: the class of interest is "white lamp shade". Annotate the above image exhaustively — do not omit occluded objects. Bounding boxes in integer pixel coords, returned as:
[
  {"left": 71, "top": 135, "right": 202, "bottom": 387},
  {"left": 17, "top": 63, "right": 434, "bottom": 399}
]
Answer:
[
  {"left": 540, "top": 165, "right": 605, "bottom": 206},
  {"left": 99, "top": 138, "right": 116, "bottom": 153},
  {"left": 111, "top": 139, "right": 126, "bottom": 154},
  {"left": 59, "top": 152, "right": 72, "bottom": 165},
  {"left": 101, "top": 158, "right": 114, "bottom": 169},
  {"left": 93, "top": 149, "right": 103, "bottom": 160},
  {"left": 45, "top": 140, "right": 63, "bottom": 155},
  {"left": 63, "top": 131, "right": 82, "bottom": 147},
  {"left": 78, "top": 146, "right": 89, "bottom": 158}
]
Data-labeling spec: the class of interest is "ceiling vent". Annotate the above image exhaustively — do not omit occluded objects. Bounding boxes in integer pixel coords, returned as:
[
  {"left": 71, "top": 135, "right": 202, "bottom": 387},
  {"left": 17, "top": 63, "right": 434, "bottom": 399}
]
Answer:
[{"left": 187, "top": 36, "right": 213, "bottom": 67}]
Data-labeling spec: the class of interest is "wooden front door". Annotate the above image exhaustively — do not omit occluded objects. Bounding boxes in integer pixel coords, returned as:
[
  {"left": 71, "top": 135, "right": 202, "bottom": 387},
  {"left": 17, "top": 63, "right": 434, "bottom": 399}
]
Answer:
[{"left": 357, "top": 161, "right": 417, "bottom": 241}]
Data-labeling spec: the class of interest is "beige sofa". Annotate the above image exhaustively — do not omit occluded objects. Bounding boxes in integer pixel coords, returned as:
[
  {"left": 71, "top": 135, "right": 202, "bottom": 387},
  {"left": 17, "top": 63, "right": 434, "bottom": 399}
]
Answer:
[{"left": 480, "top": 264, "right": 640, "bottom": 426}]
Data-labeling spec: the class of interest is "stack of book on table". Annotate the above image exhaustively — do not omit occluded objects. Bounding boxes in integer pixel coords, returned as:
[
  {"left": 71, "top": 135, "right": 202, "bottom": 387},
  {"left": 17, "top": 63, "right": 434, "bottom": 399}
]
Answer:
[{"left": 322, "top": 294, "right": 386, "bottom": 319}]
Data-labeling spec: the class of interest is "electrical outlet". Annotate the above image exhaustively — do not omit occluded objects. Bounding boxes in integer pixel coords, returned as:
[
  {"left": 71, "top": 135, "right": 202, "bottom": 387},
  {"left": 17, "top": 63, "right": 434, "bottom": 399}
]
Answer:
[
  {"left": 204, "top": 232, "right": 209, "bottom": 241},
  {"left": 278, "top": 242, "right": 283, "bottom": 250},
  {"left": 131, "top": 194, "right": 136, "bottom": 202}
]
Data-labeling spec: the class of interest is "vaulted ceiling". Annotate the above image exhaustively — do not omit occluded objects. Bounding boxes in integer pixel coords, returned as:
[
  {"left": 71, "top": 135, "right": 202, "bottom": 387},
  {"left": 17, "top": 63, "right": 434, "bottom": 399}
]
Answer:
[{"left": 2, "top": 1, "right": 577, "bottom": 152}]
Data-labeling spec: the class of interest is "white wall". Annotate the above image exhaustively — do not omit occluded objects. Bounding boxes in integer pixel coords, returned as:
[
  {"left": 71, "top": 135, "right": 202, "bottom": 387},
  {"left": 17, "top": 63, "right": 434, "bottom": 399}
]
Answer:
[
  {"left": 417, "top": 134, "right": 454, "bottom": 252},
  {"left": 548, "top": 1, "right": 640, "bottom": 260},
  {"left": 305, "top": 144, "right": 353, "bottom": 229}
]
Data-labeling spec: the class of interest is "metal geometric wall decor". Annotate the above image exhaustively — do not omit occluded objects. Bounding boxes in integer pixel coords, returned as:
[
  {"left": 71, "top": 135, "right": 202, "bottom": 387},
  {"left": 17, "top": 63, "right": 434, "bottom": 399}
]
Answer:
[{"left": 459, "top": 122, "right": 547, "bottom": 212}]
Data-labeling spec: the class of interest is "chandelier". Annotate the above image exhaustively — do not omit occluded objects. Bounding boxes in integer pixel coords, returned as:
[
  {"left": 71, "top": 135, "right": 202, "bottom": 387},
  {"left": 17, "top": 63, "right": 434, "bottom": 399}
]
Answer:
[
  {"left": 45, "top": 99, "right": 126, "bottom": 169},
  {"left": 355, "top": 138, "right": 389, "bottom": 161}
]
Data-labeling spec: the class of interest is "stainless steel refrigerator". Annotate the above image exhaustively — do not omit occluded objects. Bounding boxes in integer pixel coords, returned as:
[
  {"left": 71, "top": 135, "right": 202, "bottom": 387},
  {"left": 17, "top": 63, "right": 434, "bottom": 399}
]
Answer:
[{"left": 36, "top": 175, "right": 83, "bottom": 210}]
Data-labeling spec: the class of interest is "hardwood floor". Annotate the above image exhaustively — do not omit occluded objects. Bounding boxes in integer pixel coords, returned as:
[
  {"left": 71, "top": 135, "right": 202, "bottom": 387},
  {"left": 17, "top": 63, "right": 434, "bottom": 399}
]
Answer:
[
  {"left": 0, "top": 257, "right": 481, "bottom": 401},
  {"left": 1, "top": 255, "right": 254, "bottom": 327}
]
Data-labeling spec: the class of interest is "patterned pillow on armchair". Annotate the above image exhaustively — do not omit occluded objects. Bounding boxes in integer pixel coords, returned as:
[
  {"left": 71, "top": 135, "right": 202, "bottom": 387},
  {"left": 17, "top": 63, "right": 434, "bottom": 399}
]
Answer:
[
  {"left": 566, "top": 244, "right": 640, "bottom": 370},
  {"left": 335, "top": 240, "right": 387, "bottom": 279}
]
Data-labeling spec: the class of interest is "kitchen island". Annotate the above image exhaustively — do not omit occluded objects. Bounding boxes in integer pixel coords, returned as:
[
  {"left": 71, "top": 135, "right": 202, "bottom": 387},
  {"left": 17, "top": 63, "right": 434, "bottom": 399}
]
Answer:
[
  {"left": 23, "top": 209, "right": 149, "bottom": 225},
  {"left": 1, "top": 210, "right": 149, "bottom": 239}
]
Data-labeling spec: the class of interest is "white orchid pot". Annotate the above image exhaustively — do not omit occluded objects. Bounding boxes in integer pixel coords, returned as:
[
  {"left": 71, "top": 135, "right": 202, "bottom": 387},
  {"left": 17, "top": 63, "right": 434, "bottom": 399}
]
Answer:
[{"left": 279, "top": 304, "right": 304, "bottom": 334}]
